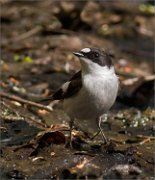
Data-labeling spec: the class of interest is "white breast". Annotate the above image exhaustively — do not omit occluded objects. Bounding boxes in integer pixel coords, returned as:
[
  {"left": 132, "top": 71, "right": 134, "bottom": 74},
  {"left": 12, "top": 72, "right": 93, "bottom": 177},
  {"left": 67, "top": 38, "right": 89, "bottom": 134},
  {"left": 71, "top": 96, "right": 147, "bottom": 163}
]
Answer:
[{"left": 63, "top": 70, "right": 119, "bottom": 120}]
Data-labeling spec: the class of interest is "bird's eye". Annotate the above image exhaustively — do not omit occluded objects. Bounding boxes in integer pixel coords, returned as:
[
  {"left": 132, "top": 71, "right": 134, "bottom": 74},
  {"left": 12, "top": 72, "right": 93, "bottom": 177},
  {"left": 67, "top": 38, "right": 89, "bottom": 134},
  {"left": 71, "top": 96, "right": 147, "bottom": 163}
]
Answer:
[{"left": 94, "top": 53, "right": 99, "bottom": 57}]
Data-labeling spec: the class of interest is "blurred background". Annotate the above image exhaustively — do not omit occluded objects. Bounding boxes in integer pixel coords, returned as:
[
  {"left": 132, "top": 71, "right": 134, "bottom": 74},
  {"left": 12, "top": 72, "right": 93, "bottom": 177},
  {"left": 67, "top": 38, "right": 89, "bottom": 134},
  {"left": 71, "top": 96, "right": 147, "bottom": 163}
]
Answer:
[
  {"left": 1, "top": 0, "right": 155, "bottom": 179},
  {"left": 1, "top": 0, "right": 154, "bottom": 109}
]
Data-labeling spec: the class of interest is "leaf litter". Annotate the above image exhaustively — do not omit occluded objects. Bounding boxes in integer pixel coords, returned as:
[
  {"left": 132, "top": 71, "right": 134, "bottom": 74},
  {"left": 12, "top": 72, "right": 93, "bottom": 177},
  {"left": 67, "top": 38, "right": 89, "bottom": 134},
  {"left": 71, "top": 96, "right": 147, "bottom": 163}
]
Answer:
[{"left": 0, "top": 0, "right": 154, "bottom": 179}]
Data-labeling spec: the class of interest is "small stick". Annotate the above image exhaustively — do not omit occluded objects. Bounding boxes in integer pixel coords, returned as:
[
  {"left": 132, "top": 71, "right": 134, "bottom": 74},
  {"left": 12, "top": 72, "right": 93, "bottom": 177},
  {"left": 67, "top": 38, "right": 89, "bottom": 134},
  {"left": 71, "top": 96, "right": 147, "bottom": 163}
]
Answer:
[
  {"left": 0, "top": 91, "right": 53, "bottom": 113},
  {"left": 136, "top": 135, "right": 155, "bottom": 139},
  {"left": 139, "top": 137, "right": 151, "bottom": 145},
  {"left": 26, "top": 116, "right": 47, "bottom": 129},
  {"left": 1, "top": 101, "right": 47, "bottom": 128},
  {"left": 12, "top": 26, "right": 42, "bottom": 42}
]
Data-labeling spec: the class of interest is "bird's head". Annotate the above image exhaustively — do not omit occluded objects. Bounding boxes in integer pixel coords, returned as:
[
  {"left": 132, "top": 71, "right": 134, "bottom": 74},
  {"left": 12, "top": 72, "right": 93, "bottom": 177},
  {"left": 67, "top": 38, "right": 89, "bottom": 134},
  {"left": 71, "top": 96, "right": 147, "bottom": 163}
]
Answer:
[{"left": 73, "top": 48, "right": 114, "bottom": 75}]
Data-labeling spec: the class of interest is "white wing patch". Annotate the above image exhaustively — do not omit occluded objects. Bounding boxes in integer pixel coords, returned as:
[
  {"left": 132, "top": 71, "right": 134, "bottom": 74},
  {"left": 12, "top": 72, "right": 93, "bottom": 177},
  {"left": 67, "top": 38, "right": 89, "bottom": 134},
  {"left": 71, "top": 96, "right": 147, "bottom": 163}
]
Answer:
[
  {"left": 81, "top": 48, "right": 91, "bottom": 53},
  {"left": 62, "top": 81, "right": 70, "bottom": 93}
]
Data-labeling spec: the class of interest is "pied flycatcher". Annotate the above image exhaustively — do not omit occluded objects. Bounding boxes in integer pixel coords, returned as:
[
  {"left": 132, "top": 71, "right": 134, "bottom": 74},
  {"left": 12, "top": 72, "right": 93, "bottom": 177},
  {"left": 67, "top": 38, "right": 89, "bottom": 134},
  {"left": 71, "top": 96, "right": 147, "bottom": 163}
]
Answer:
[{"left": 40, "top": 47, "right": 119, "bottom": 146}]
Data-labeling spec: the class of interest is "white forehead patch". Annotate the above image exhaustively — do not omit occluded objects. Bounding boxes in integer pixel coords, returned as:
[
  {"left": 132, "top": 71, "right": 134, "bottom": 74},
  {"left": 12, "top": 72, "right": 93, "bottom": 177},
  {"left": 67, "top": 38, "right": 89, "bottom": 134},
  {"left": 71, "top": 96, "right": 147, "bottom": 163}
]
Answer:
[{"left": 81, "top": 48, "right": 91, "bottom": 53}]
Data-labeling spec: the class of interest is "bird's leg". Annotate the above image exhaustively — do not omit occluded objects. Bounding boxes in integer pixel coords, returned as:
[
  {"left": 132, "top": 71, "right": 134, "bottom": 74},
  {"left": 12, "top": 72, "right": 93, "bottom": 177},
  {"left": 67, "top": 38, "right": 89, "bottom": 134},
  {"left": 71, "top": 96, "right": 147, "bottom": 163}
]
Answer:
[
  {"left": 68, "top": 118, "right": 74, "bottom": 148},
  {"left": 97, "top": 116, "right": 109, "bottom": 144},
  {"left": 90, "top": 129, "right": 101, "bottom": 140}
]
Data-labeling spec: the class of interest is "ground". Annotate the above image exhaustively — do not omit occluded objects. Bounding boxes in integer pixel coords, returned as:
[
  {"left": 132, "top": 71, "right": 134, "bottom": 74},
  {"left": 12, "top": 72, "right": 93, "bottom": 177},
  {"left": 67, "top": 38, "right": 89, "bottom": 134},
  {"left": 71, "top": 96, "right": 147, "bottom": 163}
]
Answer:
[{"left": 0, "top": 0, "right": 155, "bottom": 179}]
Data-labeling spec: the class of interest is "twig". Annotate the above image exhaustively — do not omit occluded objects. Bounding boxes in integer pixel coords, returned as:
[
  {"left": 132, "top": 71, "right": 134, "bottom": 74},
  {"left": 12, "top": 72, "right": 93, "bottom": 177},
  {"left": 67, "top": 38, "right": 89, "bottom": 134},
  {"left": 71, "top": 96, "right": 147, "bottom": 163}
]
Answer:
[
  {"left": 26, "top": 116, "right": 47, "bottom": 129},
  {"left": 11, "top": 26, "right": 42, "bottom": 42},
  {"left": 0, "top": 91, "right": 53, "bottom": 113},
  {"left": 136, "top": 135, "right": 155, "bottom": 145},
  {"left": 139, "top": 137, "right": 151, "bottom": 145},
  {"left": 2, "top": 101, "right": 21, "bottom": 117},
  {"left": 136, "top": 135, "right": 155, "bottom": 139},
  {"left": 1, "top": 101, "right": 47, "bottom": 128}
]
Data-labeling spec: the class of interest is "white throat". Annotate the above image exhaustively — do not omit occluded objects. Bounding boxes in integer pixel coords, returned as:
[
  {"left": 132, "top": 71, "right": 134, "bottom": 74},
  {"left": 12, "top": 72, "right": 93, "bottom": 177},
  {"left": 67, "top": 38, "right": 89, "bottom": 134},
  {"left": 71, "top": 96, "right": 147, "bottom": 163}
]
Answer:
[{"left": 80, "top": 58, "right": 115, "bottom": 76}]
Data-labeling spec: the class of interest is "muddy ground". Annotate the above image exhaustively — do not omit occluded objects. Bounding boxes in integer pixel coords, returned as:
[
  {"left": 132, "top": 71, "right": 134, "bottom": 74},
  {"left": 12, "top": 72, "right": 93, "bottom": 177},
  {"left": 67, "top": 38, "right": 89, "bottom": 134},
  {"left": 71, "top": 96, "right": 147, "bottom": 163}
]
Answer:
[{"left": 0, "top": 0, "right": 155, "bottom": 179}]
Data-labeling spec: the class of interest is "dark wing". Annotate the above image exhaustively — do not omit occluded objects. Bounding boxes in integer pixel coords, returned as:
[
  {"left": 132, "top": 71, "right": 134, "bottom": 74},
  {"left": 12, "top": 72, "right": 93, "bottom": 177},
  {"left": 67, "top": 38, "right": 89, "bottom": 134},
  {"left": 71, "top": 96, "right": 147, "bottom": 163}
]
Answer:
[
  {"left": 70, "top": 70, "right": 81, "bottom": 81},
  {"left": 39, "top": 71, "right": 82, "bottom": 102},
  {"left": 53, "top": 79, "right": 82, "bottom": 100}
]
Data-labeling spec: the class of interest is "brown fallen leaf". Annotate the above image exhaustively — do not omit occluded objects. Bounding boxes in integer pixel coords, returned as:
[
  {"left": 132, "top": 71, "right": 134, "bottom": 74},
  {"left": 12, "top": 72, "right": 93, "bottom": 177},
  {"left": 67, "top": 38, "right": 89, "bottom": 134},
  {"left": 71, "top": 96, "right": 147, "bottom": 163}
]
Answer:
[{"left": 13, "top": 126, "right": 66, "bottom": 157}]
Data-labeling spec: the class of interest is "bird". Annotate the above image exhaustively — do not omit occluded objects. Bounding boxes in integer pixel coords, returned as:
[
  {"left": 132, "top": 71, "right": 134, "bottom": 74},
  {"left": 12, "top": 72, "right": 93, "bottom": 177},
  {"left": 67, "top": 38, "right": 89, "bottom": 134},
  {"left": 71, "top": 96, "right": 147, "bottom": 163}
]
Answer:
[{"left": 40, "top": 47, "right": 119, "bottom": 147}]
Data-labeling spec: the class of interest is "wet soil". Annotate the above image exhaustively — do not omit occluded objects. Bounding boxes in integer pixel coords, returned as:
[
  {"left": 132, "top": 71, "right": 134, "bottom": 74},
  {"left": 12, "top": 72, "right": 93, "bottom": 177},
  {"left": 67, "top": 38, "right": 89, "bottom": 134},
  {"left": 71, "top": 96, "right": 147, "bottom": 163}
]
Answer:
[{"left": 1, "top": 0, "right": 155, "bottom": 179}]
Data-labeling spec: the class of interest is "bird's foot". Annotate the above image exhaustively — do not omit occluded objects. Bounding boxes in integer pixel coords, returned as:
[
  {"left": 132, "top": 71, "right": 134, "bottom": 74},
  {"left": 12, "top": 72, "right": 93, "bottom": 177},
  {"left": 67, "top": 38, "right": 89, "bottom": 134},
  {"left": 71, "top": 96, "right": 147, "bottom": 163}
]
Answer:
[{"left": 65, "top": 136, "right": 73, "bottom": 149}]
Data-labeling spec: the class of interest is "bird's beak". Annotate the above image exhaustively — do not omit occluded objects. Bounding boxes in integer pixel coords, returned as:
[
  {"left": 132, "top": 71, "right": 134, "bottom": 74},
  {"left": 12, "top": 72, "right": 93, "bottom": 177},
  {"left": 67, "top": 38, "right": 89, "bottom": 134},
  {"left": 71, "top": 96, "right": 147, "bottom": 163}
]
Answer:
[{"left": 73, "top": 51, "right": 84, "bottom": 58}]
